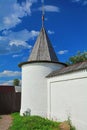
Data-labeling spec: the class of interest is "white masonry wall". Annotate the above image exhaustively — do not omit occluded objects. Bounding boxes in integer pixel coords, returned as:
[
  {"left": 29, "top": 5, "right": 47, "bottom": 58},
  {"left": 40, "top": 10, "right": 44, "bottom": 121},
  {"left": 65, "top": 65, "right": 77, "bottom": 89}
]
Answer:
[
  {"left": 20, "top": 62, "right": 64, "bottom": 117},
  {"left": 47, "top": 69, "right": 87, "bottom": 130}
]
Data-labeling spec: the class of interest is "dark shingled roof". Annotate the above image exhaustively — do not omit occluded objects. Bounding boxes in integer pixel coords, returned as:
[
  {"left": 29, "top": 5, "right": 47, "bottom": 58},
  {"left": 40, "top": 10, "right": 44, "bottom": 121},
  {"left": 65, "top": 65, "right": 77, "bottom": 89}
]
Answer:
[
  {"left": 18, "top": 27, "right": 67, "bottom": 67},
  {"left": 28, "top": 27, "right": 58, "bottom": 62},
  {"left": 47, "top": 61, "right": 87, "bottom": 78}
]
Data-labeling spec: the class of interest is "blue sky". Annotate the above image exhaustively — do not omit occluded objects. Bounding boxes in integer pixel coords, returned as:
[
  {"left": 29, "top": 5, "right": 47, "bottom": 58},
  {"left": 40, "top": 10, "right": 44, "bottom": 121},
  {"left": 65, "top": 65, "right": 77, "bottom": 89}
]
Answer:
[{"left": 0, "top": 0, "right": 87, "bottom": 85}]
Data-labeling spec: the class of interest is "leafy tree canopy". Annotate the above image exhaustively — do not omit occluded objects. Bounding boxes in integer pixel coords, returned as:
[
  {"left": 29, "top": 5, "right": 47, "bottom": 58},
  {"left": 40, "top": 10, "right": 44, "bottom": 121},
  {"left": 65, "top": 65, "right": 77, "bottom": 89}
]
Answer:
[
  {"left": 13, "top": 79, "right": 20, "bottom": 86},
  {"left": 66, "top": 51, "right": 87, "bottom": 65}
]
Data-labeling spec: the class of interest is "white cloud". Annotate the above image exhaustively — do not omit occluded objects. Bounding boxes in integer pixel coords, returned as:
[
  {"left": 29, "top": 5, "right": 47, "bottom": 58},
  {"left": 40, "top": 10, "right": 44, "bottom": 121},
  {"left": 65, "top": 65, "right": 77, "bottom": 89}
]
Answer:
[
  {"left": 30, "top": 30, "right": 39, "bottom": 38},
  {"left": 0, "top": 70, "right": 21, "bottom": 77},
  {"left": 48, "top": 30, "right": 55, "bottom": 35},
  {"left": 45, "top": 18, "right": 48, "bottom": 21},
  {"left": 83, "top": 1, "right": 87, "bottom": 5},
  {"left": 12, "top": 54, "right": 23, "bottom": 58},
  {"left": 0, "top": 0, "right": 37, "bottom": 31},
  {"left": 38, "top": 5, "right": 60, "bottom": 12},
  {"left": 0, "top": 36, "right": 6, "bottom": 41},
  {"left": 0, "top": 79, "right": 21, "bottom": 85},
  {"left": 72, "top": 0, "right": 80, "bottom": 2},
  {"left": 0, "top": 29, "right": 39, "bottom": 55},
  {"left": 9, "top": 40, "right": 32, "bottom": 49},
  {"left": 58, "top": 50, "right": 68, "bottom": 55},
  {"left": 0, "top": 80, "right": 13, "bottom": 85},
  {"left": 3, "top": 14, "right": 21, "bottom": 29},
  {"left": 72, "top": 0, "right": 87, "bottom": 5},
  {"left": 2, "top": 29, "right": 39, "bottom": 41}
]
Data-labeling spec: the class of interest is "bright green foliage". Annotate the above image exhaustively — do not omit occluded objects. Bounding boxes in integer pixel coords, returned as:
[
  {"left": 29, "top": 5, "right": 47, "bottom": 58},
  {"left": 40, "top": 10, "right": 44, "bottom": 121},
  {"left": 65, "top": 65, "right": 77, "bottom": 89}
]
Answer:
[
  {"left": 13, "top": 79, "right": 20, "bottom": 86},
  {"left": 66, "top": 51, "right": 87, "bottom": 65},
  {"left": 67, "top": 116, "right": 76, "bottom": 130},
  {"left": 9, "top": 113, "right": 60, "bottom": 130}
]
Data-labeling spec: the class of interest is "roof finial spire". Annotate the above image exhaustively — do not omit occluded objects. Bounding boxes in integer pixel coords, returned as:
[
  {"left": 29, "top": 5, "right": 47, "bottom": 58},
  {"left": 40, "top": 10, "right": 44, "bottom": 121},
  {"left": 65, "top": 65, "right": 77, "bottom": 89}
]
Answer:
[{"left": 41, "top": 0, "right": 45, "bottom": 27}]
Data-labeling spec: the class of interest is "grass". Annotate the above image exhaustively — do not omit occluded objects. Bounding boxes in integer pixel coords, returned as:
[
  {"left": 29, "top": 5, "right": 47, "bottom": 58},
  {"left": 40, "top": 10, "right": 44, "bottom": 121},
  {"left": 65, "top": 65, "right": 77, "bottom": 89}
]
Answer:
[
  {"left": 9, "top": 113, "right": 76, "bottom": 130},
  {"left": 9, "top": 113, "right": 61, "bottom": 130}
]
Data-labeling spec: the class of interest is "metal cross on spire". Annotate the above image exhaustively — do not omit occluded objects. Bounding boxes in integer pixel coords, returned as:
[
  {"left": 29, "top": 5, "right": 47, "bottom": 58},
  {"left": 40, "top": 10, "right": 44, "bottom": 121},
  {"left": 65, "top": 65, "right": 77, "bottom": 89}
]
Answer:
[{"left": 41, "top": 0, "right": 45, "bottom": 27}]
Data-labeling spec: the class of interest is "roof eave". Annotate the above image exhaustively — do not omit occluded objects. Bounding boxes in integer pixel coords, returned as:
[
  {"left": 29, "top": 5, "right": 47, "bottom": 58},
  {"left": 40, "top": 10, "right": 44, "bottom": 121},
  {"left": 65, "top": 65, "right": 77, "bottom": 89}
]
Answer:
[
  {"left": 47, "top": 68, "right": 87, "bottom": 78},
  {"left": 46, "top": 61, "right": 87, "bottom": 78},
  {"left": 18, "top": 60, "right": 67, "bottom": 68}
]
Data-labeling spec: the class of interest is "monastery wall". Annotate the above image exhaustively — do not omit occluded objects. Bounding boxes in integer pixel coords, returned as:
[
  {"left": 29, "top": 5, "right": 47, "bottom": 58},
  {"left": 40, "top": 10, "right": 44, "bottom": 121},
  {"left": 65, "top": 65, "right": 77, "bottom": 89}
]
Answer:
[{"left": 47, "top": 69, "right": 87, "bottom": 130}]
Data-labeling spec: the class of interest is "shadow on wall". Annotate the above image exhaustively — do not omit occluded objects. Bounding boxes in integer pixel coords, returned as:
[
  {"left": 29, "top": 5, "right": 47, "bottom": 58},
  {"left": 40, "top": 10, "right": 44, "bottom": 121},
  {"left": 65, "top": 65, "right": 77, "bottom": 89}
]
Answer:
[{"left": 0, "top": 85, "right": 21, "bottom": 114}]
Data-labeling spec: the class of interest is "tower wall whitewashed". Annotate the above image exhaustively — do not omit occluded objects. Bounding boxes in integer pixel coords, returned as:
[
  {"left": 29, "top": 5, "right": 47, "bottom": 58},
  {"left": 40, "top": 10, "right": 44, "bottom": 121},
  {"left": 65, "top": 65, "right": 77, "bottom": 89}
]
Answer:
[{"left": 20, "top": 62, "right": 64, "bottom": 116}]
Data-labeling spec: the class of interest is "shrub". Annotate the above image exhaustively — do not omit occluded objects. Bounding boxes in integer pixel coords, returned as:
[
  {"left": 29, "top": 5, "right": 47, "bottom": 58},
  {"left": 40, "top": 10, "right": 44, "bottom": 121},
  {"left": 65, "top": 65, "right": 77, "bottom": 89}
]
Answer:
[{"left": 67, "top": 116, "right": 76, "bottom": 130}]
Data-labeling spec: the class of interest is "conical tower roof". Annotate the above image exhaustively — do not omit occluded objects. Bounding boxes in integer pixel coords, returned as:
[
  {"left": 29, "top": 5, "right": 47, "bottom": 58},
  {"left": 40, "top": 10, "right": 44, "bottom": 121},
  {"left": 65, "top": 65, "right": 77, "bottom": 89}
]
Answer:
[{"left": 28, "top": 27, "right": 58, "bottom": 62}]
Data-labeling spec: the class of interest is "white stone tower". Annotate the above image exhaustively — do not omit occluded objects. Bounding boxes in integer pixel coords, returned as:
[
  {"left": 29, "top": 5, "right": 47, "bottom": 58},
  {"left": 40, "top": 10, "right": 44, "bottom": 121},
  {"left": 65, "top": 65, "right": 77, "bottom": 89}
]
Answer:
[
  {"left": 19, "top": 1, "right": 66, "bottom": 116},
  {"left": 19, "top": 26, "right": 66, "bottom": 116}
]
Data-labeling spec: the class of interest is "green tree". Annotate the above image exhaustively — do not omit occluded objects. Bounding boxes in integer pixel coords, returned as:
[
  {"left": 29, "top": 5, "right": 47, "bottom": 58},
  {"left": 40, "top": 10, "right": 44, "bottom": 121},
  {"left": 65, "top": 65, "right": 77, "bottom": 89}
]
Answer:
[
  {"left": 66, "top": 51, "right": 87, "bottom": 65},
  {"left": 13, "top": 79, "right": 20, "bottom": 86}
]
